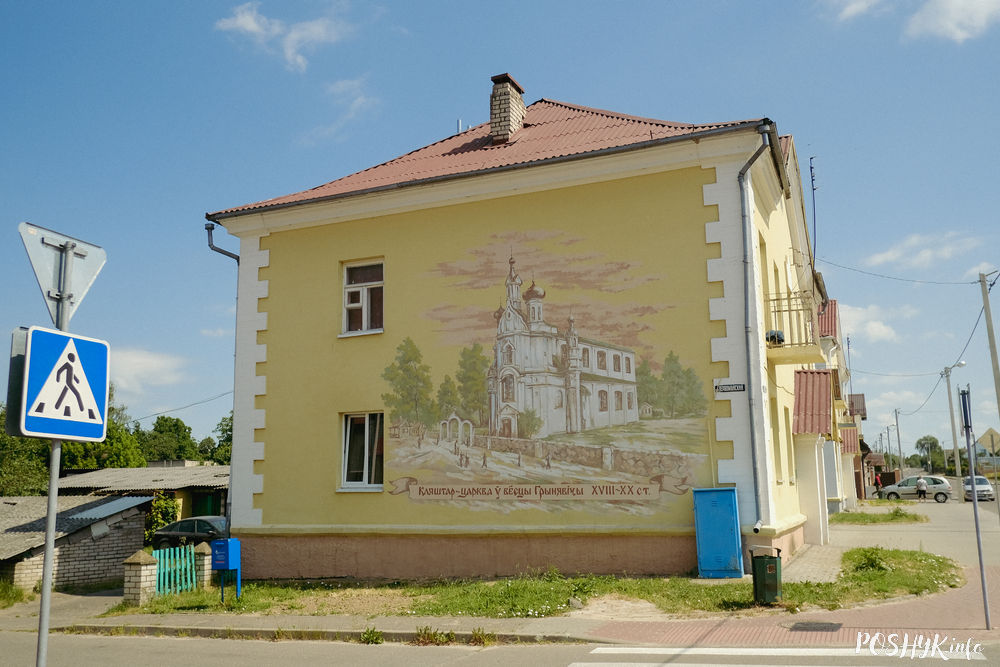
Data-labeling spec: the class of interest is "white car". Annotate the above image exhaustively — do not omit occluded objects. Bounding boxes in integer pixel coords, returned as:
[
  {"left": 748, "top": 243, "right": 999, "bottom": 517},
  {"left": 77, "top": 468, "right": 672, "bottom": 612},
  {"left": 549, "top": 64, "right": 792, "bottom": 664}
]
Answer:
[
  {"left": 881, "top": 475, "right": 952, "bottom": 503},
  {"left": 963, "top": 476, "right": 996, "bottom": 502}
]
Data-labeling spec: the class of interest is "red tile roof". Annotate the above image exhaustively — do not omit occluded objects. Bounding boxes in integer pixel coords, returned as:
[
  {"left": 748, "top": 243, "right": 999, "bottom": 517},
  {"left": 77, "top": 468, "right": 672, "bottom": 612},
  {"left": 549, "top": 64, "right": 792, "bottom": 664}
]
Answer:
[
  {"left": 818, "top": 299, "right": 838, "bottom": 338},
  {"left": 793, "top": 369, "right": 833, "bottom": 435},
  {"left": 848, "top": 393, "right": 867, "bottom": 419},
  {"left": 840, "top": 426, "right": 860, "bottom": 454},
  {"left": 208, "top": 99, "right": 764, "bottom": 220}
]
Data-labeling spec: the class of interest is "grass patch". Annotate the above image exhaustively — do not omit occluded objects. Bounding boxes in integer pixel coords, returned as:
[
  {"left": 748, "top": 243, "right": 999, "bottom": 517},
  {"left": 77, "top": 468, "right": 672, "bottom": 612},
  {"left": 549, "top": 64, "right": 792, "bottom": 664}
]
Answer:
[
  {"left": 0, "top": 580, "right": 28, "bottom": 609},
  {"left": 412, "top": 625, "right": 455, "bottom": 645},
  {"left": 862, "top": 498, "right": 914, "bottom": 506},
  {"left": 830, "top": 507, "right": 928, "bottom": 524},
  {"left": 105, "top": 548, "right": 962, "bottom": 620}
]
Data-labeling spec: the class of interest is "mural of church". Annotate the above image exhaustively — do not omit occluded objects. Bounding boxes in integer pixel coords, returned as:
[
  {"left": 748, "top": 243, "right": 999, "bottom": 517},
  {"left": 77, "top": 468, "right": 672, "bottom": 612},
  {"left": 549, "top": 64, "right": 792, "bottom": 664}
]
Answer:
[{"left": 487, "top": 256, "right": 639, "bottom": 438}]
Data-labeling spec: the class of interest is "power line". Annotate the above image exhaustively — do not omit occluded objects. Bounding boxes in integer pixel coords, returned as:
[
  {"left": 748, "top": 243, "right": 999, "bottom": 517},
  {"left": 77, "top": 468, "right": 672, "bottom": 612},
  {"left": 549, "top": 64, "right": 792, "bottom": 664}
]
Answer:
[
  {"left": 134, "top": 390, "right": 233, "bottom": 423},
  {"left": 816, "top": 258, "right": 979, "bottom": 285}
]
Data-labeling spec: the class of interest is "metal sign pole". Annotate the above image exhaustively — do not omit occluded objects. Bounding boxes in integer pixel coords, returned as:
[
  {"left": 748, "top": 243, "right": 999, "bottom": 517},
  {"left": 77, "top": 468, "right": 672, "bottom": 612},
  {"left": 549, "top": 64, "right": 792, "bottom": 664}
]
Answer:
[
  {"left": 960, "top": 387, "right": 991, "bottom": 631},
  {"left": 35, "top": 240, "right": 75, "bottom": 667}
]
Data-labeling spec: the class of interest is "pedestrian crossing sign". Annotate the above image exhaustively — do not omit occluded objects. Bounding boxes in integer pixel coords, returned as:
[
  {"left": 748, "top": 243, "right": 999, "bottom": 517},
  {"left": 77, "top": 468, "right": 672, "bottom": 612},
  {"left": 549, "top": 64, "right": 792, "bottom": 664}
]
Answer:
[{"left": 20, "top": 326, "right": 109, "bottom": 442}]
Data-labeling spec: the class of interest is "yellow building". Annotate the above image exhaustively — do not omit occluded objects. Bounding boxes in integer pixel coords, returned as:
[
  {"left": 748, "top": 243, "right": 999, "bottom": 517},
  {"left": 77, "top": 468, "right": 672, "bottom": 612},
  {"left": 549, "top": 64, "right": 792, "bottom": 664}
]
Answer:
[{"left": 207, "top": 73, "right": 842, "bottom": 578}]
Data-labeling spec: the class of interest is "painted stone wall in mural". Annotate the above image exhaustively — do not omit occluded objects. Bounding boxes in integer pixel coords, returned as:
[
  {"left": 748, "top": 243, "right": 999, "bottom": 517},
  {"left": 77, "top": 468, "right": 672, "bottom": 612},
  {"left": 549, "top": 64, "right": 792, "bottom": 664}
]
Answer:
[{"left": 383, "top": 233, "right": 710, "bottom": 515}]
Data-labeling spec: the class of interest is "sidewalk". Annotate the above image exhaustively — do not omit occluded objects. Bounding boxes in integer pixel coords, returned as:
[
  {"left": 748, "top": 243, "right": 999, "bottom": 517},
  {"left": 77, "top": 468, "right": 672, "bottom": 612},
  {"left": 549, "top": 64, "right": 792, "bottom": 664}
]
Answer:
[{"left": 4, "top": 504, "right": 1000, "bottom": 649}]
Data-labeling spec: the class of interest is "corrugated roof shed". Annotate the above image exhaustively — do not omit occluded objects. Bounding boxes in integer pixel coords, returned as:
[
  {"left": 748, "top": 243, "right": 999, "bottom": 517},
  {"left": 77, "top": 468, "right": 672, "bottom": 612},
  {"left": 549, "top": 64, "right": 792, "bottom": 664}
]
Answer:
[
  {"left": 207, "top": 99, "right": 763, "bottom": 220},
  {"left": 59, "top": 466, "right": 229, "bottom": 493},
  {"left": 0, "top": 495, "right": 151, "bottom": 561},
  {"left": 792, "top": 369, "right": 833, "bottom": 436}
]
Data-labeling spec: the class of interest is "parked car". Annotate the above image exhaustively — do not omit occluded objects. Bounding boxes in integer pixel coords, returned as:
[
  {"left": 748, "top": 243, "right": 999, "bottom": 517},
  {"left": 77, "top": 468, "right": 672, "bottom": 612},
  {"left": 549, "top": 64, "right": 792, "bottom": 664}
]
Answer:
[
  {"left": 881, "top": 475, "right": 952, "bottom": 503},
  {"left": 963, "top": 476, "right": 996, "bottom": 501},
  {"left": 153, "top": 515, "right": 228, "bottom": 549}
]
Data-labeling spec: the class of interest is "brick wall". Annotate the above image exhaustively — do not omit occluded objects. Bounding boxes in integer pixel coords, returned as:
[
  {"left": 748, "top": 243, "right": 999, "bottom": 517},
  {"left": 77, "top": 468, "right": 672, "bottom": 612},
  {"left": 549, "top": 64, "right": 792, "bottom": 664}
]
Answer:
[{"left": 2, "top": 509, "right": 145, "bottom": 591}]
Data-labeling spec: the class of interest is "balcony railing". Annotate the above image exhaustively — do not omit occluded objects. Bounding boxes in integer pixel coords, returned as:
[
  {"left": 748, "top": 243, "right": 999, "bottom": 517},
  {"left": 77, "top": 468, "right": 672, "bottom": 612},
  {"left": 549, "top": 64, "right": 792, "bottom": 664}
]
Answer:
[{"left": 764, "top": 291, "right": 823, "bottom": 364}]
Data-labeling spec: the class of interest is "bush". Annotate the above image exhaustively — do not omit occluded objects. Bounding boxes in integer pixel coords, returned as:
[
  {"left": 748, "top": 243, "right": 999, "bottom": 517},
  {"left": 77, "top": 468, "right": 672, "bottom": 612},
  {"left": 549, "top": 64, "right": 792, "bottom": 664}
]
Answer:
[{"left": 144, "top": 492, "right": 179, "bottom": 544}]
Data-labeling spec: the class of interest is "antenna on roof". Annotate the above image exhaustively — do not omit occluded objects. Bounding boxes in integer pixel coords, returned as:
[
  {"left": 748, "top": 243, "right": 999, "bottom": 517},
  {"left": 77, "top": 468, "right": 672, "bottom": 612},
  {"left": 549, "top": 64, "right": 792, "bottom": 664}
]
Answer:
[{"left": 809, "top": 156, "right": 818, "bottom": 264}]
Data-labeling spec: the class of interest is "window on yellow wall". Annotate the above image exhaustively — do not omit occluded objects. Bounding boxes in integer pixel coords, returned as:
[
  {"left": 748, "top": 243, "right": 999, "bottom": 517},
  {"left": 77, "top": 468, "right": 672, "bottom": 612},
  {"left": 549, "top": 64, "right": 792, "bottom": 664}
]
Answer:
[
  {"left": 342, "top": 412, "right": 383, "bottom": 489},
  {"left": 342, "top": 262, "right": 384, "bottom": 335}
]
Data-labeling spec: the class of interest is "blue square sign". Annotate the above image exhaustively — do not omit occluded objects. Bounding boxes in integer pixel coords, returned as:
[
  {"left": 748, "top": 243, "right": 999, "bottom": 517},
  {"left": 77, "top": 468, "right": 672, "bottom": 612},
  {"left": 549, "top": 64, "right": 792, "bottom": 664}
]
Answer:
[{"left": 20, "top": 326, "right": 110, "bottom": 442}]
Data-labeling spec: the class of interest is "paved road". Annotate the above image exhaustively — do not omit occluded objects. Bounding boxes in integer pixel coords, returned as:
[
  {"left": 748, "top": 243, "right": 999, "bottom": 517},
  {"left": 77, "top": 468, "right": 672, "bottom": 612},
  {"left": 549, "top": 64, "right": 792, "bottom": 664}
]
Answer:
[{"left": 0, "top": 632, "right": 990, "bottom": 666}]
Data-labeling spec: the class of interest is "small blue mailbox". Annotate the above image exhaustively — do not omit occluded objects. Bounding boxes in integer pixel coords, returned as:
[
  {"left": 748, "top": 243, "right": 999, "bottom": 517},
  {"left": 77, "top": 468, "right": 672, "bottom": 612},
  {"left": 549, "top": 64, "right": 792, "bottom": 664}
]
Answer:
[{"left": 211, "top": 538, "right": 241, "bottom": 601}]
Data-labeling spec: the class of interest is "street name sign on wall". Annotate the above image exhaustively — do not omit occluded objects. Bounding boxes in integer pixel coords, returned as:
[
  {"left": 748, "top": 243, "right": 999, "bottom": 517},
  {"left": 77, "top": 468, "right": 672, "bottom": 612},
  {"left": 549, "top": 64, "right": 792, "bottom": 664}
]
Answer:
[{"left": 20, "top": 326, "right": 109, "bottom": 442}]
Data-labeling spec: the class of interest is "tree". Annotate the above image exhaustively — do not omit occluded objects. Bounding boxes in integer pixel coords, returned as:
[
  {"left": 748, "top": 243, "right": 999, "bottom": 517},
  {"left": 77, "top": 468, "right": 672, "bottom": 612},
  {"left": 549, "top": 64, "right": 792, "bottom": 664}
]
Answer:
[
  {"left": 518, "top": 409, "right": 542, "bottom": 439},
  {"left": 381, "top": 337, "right": 435, "bottom": 427},
  {"left": 456, "top": 343, "right": 491, "bottom": 425},
  {"left": 62, "top": 384, "right": 145, "bottom": 469},
  {"left": 197, "top": 412, "right": 232, "bottom": 464},
  {"left": 915, "top": 435, "right": 940, "bottom": 457},
  {"left": 436, "top": 375, "right": 460, "bottom": 420},
  {"left": 136, "top": 415, "right": 200, "bottom": 462},
  {"left": 635, "top": 357, "right": 665, "bottom": 410},
  {"left": 660, "top": 351, "right": 707, "bottom": 418},
  {"left": 0, "top": 404, "right": 49, "bottom": 495}
]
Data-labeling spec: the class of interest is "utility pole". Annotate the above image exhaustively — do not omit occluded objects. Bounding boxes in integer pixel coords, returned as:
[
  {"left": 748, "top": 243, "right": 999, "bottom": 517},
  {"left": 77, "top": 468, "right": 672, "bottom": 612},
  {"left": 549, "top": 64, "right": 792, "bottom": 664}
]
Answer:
[
  {"left": 981, "top": 273, "right": 1000, "bottom": 435},
  {"left": 894, "top": 409, "right": 904, "bottom": 474},
  {"left": 943, "top": 362, "right": 966, "bottom": 486}
]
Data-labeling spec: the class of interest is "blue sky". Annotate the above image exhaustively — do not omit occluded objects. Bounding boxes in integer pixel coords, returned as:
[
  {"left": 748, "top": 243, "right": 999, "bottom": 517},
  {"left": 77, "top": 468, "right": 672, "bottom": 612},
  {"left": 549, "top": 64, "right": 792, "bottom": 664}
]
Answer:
[{"left": 2, "top": 0, "right": 999, "bottom": 458}]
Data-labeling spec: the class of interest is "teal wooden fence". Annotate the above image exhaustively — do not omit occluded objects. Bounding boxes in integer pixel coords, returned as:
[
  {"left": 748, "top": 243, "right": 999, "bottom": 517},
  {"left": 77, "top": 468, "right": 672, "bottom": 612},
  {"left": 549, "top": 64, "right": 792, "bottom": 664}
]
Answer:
[{"left": 152, "top": 544, "right": 196, "bottom": 595}]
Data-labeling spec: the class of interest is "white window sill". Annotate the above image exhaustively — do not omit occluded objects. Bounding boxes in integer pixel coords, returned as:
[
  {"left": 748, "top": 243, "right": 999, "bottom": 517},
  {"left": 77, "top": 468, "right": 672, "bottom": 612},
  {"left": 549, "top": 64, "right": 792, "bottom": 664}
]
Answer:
[
  {"left": 336, "top": 486, "right": 384, "bottom": 493},
  {"left": 338, "top": 328, "right": 384, "bottom": 339}
]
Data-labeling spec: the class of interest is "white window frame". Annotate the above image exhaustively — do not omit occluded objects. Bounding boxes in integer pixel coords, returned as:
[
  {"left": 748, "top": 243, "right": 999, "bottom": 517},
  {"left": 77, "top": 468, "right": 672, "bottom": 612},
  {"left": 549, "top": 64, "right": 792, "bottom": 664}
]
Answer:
[
  {"left": 340, "top": 261, "right": 384, "bottom": 337},
  {"left": 340, "top": 412, "right": 384, "bottom": 491}
]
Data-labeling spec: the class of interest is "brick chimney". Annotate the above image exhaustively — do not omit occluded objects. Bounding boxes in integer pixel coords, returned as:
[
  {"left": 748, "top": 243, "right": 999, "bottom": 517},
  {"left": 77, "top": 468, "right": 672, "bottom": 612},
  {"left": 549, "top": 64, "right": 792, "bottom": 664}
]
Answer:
[{"left": 489, "top": 73, "right": 525, "bottom": 144}]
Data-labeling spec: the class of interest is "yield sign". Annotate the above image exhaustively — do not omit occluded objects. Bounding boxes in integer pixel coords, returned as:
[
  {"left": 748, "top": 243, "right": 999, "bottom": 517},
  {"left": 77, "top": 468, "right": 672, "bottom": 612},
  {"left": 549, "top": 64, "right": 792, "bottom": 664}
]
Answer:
[
  {"left": 19, "top": 222, "right": 106, "bottom": 328},
  {"left": 21, "top": 326, "right": 109, "bottom": 442}
]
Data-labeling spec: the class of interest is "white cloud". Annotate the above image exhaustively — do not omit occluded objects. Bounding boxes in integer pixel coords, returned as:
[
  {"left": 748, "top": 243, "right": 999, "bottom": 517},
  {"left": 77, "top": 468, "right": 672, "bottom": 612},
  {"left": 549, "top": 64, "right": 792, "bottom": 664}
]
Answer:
[
  {"left": 200, "top": 328, "right": 231, "bottom": 338},
  {"left": 865, "top": 232, "right": 979, "bottom": 268},
  {"left": 216, "top": 3, "right": 353, "bottom": 71},
  {"left": 832, "top": 0, "right": 886, "bottom": 21},
  {"left": 111, "top": 348, "right": 186, "bottom": 396},
  {"left": 300, "top": 76, "right": 379, "bottom": 144},
  {"left": 964, "top": 261, "right": 998, "bottom": 279},
  {"left": 905, "top": 0, "right": 1000, "bottom": 42},
  {"left": 839, "top": 303, "right": 903, "bottom": 342}
]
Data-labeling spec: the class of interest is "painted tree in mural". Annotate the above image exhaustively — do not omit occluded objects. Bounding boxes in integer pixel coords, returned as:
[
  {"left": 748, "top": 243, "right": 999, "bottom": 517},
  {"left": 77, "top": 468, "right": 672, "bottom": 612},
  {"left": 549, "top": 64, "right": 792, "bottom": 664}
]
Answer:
[
  {"left": 661, "top": 351, "right": 706, "bottom": 417},
  {"left": 382, "top": 337, "right": 435, "bottom": 426},
  {"left": 635, "top": 352, "right": 706, "bottom": 418},
  {"left": 635, "top": 358, "right": 664, "bottom": 411},
  {"left": 518, "top": 409, "right": 543, "bottom": 438},
  {"left": 456, "top": 342, "right": 490, "bottom": 425},
  {"left": 436, "top": 375, "right": 460, "bottom": 420}
]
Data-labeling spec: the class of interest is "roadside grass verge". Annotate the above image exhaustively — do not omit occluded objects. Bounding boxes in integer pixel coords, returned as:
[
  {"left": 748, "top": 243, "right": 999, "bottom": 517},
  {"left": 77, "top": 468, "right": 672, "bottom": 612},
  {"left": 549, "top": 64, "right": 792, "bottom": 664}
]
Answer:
[
  {"left": 830, "top": 507, "right": 928, "bottom": 524},
  {"left": 861, "top": 498, "right": 914, "bottom": 506},
  {"left": 0, "top": 580, "right": 28, "bottom": 609},
  {"left": 102, "top": 547, "right": 962, "bottom": 619}
]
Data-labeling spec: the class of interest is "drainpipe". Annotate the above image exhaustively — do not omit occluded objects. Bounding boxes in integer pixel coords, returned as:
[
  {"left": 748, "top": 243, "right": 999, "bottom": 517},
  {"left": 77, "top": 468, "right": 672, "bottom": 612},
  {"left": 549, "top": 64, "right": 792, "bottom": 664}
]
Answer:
[
  {"left": 205, "top": 222, "right": 239, "bottom": 264},
  {"left": 204, "top": 221, "right": 238, "bottom": 527},
  {"left": 739, "top": 123, "right": 772, "bottom": 527}
]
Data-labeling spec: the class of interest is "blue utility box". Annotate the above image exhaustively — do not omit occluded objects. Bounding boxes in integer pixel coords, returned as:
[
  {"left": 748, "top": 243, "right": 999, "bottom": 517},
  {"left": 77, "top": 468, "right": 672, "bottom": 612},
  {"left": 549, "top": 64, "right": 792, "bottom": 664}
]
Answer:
[
  {"left": 211, "top": 538, "right": 242, "bottom": 600},
  {"left": 692, "top": 487, "right": 744, "bottom": 578}
]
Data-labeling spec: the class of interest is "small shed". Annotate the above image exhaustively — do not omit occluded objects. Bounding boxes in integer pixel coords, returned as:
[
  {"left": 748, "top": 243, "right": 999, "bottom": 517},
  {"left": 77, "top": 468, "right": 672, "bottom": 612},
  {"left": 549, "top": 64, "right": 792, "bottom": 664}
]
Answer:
[
  {"left": 60, "top": 465, "right": 229, "bottom": 518},
  {"left": 0, "top": 495, "right": 151, "bottom": 591}
]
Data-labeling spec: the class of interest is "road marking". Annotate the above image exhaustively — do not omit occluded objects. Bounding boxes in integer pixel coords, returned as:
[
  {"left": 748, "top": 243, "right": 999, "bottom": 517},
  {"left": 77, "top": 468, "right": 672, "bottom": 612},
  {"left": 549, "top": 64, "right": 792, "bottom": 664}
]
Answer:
[{"left": 590, "top": 646, "right": 986, "bottom": 660}]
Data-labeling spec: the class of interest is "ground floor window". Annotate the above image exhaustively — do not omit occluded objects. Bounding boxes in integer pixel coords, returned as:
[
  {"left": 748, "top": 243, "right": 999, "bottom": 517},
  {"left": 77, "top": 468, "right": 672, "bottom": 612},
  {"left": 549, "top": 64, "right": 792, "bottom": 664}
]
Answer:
[{"left": 343, "top": 412, "right": 383, "bottom": 488}]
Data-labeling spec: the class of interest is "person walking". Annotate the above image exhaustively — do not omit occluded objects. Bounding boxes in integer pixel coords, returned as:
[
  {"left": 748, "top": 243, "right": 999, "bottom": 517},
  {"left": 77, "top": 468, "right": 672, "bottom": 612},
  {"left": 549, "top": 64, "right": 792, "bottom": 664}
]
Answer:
[
  {"left": 916, "top": 474, "right": 928, "bottom": 502},
  {"left": 875, "top": 473, "right": 882, "bottom": 498}
]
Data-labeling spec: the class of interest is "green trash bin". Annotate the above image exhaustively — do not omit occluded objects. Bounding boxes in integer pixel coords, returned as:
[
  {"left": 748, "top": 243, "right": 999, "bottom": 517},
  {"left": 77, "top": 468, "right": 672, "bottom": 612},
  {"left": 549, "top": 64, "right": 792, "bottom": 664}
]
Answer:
[{"left": 750, "top": 546, "right": 782, "bottom": 604}]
